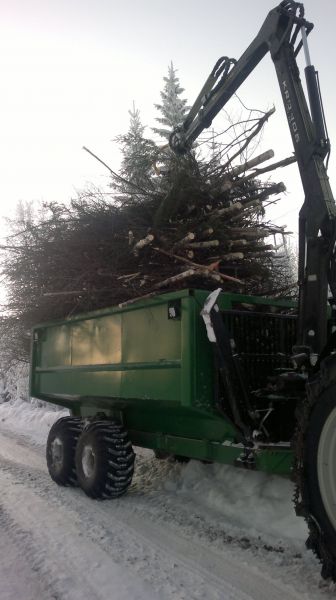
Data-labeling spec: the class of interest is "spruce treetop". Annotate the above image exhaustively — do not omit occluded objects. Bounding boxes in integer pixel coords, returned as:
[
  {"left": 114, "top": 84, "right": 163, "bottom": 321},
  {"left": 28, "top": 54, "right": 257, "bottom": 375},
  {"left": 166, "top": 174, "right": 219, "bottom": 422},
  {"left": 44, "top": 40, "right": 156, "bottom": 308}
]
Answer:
[
  {"left": 116, "top": 102, "right": 155, "bottom": 192},
  {"left": 152, "top": 62, "right": 189, "bottom": 140}
]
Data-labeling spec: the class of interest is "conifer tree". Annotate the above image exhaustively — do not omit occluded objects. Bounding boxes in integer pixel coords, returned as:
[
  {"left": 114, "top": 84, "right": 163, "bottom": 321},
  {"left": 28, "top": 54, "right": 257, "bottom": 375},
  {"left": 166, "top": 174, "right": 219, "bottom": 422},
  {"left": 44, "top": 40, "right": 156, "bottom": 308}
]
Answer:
[
  {"left": 116, "top": 102, "right": 156, "bottom": 192},
  {"left": 152, "top": 62, "right": 188, "bottom": 140}
]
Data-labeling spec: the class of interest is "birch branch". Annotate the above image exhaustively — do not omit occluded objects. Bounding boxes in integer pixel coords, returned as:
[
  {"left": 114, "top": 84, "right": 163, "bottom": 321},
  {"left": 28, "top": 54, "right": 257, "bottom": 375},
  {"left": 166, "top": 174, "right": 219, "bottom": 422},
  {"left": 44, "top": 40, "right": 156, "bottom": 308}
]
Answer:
[
  {"left": 216, "top": 202, "right": 243, "bottom": 216},
  {"left": 198, "top": 228, "right": 214, "bottom": 239},
  {"left": 236, "top": 155, "right": 296, "bottom": 184},
  {"left": 220, "top": 252, "right": 244, "bottom": 261},
  {"left": 152, "top": 247, "right": 243, "bottom": 284},
  {"left": 133, "top": 234, "right": 155, "bottom": 255},
  {"left": 175, "top": 232, "right": 196, "bottom": 246},
  {"left": 230, "top": 149, "right": 274, "bottom": 176},
  {"left": 187, "top": 240, "right": 220, "bottom": 249},
  {"left": 153, "top": 269, "right": 196, "bottom": 289},
  {"left": 221, "top": 150, "right": 275, "bottom": 190}
]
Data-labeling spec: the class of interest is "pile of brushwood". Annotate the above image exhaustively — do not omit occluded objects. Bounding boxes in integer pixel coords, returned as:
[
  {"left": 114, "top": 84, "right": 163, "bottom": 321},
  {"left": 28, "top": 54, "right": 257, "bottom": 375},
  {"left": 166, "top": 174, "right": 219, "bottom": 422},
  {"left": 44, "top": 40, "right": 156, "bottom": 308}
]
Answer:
[{"left": 0, "top": 108, "right": 297, "bottom": 361}]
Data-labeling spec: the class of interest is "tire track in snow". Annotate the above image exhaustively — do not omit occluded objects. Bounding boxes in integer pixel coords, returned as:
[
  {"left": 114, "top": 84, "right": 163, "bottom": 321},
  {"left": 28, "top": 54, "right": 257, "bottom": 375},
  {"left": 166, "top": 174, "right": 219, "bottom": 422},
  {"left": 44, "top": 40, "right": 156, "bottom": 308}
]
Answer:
[
  {"left": 0, "top": 506, "right": 59, "bottom": 600},
  {"left": 0, "top": 458, "right": 245, "bottom": 600},
  {"left": 0, "top": 428, "right": 326, "bottom": 600},
  {"left": 0, "top": 429, "right": 312, "bottom": 565},
  {"left": 0, "top": 430, "right": 293, "bottom": 564},
  {"left": 0, "top": 466, "right": 161, "bottom": 600}
]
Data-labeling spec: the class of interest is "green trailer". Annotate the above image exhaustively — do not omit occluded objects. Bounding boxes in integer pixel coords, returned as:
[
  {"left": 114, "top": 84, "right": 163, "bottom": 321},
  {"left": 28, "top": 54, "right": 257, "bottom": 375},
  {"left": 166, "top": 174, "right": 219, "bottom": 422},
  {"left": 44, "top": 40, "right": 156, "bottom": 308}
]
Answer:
[{"left": 31, "top": 288, "right": 297, "bottom": 486}]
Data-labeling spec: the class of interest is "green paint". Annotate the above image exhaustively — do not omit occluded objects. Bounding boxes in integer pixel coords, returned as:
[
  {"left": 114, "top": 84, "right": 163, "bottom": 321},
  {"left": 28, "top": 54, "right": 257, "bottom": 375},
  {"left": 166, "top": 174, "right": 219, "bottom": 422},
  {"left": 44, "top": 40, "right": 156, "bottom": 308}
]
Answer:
[{"left": 30, "top": 288, "right": 296, "bottom": 476}]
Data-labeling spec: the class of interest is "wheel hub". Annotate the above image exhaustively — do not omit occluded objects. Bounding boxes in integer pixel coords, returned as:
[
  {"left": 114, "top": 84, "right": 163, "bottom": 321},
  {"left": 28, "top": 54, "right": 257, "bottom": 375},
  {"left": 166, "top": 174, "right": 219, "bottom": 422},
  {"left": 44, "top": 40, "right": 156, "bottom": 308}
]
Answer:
[
  {"left": 81, "top": 444, "right": 96, "bottom": 478},
  {"left": 50, "top": 437, "right": 64, "bottom": 471}
]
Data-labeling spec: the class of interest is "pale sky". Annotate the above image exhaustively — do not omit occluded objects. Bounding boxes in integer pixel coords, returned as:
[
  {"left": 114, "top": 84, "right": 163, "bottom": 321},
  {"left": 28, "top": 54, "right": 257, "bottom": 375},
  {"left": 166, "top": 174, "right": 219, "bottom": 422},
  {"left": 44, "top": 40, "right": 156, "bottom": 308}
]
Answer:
[{"left": 0, "top": 0, "right": 335, "bottom": 241}]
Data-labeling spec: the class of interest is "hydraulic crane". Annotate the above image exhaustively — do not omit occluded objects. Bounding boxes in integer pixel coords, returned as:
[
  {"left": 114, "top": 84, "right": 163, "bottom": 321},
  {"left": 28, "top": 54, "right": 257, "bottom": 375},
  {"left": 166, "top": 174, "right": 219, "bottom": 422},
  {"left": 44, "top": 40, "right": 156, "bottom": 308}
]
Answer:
[{"left": 170, "top": 0, "right": 336, "bottom": 361}]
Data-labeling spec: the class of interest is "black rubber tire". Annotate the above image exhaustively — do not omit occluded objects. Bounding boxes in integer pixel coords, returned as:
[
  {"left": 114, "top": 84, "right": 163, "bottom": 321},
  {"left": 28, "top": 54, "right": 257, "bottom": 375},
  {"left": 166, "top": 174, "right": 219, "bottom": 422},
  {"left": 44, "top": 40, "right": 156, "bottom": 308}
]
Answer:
[
  {"left": 75, "top": 421, "right": 135, "bottom": 499},
  {"left": 304, "top": 384, "right": 336, "bottom": 577},
  {"left": 46, "top": 416, "right": 83, "bottom": 486}
]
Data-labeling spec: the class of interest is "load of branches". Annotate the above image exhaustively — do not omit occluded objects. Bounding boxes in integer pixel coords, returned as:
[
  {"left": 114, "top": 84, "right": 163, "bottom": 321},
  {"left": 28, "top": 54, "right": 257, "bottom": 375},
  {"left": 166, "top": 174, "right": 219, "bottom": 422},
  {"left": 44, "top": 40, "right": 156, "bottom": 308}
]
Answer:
[{"left": 0, "top": 65, "right": 297, "bottom": 361}]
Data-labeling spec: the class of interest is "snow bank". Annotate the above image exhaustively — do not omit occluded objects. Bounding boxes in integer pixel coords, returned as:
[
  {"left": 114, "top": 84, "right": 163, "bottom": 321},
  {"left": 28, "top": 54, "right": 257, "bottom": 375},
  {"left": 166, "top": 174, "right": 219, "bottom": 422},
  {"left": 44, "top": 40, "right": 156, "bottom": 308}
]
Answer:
[
  {"left": 159, "top": 459, "right": 308, "bottom": 547},
  {"left": 0, "top": 361, "right": 29, "bottom": 403},
  {"left": 0, "top": 399, "right": 68, "bottom": 445}
]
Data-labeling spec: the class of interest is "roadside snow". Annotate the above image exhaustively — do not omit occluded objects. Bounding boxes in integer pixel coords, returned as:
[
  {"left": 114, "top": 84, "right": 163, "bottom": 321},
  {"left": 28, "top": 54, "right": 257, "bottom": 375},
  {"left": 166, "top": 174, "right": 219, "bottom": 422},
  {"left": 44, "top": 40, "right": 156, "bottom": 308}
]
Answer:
[
  {"left": 159, "top": 459, "right": 307, "bottom": 547},
  {"left": 0, "top": 398, "right": 68, "bottom": 444},
  {"left": 0, "top": 398, "right": 308, "bottom": 549},
  {"left": 0, "top": 399, "right": 334, "bottom": 599}
]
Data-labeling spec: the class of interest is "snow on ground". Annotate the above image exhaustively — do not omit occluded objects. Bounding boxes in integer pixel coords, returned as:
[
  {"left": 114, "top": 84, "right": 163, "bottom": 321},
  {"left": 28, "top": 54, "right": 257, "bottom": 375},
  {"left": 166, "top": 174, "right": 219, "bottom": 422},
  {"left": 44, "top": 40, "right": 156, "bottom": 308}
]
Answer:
[
  {"left": 159, "top": 457, "right": 307, "bottom": 547},
  {"left": 0, "top": 398, "right": 68, "bottom": 443},
  {"left": 0, "top": 399, "right": 335, "bottom": 599},
  {"left": 0, "top": 399, "right": 305, "bottom": 547}
]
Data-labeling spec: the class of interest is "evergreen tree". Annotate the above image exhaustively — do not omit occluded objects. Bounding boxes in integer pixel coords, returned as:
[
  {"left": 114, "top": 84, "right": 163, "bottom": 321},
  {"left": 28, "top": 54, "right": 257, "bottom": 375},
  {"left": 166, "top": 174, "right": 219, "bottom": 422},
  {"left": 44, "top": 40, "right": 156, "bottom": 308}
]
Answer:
[
  {"left": 116, "top": 102, "right": 156, "bottom": 192},
  {"left": 152, "top": 62, "right": 188, "bottom": 140}
]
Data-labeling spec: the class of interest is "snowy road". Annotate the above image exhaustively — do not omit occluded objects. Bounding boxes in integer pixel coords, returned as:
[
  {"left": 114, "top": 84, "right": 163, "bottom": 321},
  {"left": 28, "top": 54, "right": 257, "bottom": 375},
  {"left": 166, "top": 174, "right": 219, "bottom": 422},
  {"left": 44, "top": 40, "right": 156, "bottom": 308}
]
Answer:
[{"left": 0, "top": 402, "right": 335, "bottom": 599}]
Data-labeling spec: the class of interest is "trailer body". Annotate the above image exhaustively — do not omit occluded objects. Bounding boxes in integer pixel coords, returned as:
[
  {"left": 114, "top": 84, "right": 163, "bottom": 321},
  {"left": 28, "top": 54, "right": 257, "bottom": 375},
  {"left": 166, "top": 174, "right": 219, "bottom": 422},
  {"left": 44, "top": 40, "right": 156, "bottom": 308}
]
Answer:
[{"left": 31, "top": 289, "right": 295, "bottom": 475}]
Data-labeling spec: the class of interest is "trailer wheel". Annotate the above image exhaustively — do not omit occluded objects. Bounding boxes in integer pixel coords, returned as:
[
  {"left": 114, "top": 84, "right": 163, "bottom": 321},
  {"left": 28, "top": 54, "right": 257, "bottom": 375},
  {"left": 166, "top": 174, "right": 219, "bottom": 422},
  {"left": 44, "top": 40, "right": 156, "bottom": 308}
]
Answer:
[
  {"left": 304, "top": 385, "right": 336, "bottom": 578},
  {"left": 46, "top": 417, "right": 82, "bottom": 486},
  {"left": 75, "top": 421, "right": 135, "bottom": 499}
]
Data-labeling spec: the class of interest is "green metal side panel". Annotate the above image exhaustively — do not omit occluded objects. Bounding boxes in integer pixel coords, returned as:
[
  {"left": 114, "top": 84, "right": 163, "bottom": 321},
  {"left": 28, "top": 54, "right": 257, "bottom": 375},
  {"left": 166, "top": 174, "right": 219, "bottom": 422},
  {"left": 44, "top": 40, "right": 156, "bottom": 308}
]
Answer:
[
  {"left": 33, "top": 298, "right": 184, "bottom": 404},
  {"left": 31, "top": 288, "right": 294, "bottom": 416},
  {"left": 120, "top": 302, "right": 182, "bottom": 401}
]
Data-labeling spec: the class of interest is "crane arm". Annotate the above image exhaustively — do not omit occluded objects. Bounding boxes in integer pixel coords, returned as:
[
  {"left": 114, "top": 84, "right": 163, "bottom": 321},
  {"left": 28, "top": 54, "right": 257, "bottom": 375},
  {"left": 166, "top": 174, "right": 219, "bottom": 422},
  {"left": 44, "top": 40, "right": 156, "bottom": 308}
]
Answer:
[{"left": 170, "top": 0, "right": 336, "bottom": 355}]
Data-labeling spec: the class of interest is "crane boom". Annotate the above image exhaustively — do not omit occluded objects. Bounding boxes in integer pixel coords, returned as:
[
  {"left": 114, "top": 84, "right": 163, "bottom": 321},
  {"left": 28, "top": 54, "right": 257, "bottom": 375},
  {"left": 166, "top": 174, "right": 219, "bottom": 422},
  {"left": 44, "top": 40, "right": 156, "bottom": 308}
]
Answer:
[{"left": 170, "top": 0, "right": 336, "bottom": 356}]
